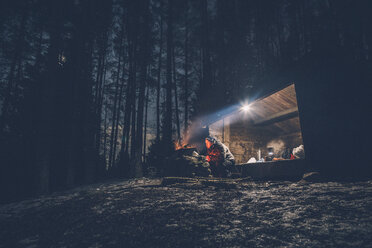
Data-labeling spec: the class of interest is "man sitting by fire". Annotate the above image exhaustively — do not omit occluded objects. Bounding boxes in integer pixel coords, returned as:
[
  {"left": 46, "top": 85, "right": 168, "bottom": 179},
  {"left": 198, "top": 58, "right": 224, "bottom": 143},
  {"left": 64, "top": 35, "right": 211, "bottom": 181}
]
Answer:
[{"left": 205, "top": 136, "right": 235, "bottom": 177}]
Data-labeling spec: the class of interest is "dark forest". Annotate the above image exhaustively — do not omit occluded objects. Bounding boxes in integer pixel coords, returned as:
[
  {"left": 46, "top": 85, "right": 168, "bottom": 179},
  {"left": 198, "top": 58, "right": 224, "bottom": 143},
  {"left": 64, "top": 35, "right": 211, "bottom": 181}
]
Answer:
[
  {"left": 1, "top": 0, "right": 371, "bottom": 201},
  {"left": 1, "top": 1, "right": 372, "bottom": 247}
]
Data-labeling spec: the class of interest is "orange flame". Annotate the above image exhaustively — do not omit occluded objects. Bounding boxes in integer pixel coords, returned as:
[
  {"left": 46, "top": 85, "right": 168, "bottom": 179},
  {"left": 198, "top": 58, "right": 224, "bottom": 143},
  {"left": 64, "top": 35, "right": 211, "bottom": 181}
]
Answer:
[
  {"left": 174, "top": 141, "right": 183, "bottom": 150},
  {"left": 174, "top": 140, "right": 194, "bottom": 150},
  {"left": 205, "top": 155, "right": 210, "bottom": 162}
]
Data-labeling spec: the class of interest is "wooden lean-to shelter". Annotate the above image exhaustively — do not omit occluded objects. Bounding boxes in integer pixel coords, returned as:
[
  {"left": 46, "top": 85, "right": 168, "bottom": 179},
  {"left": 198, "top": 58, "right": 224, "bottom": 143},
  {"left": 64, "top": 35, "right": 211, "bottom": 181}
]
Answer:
[{"left": 206, "top": 83, "right": 306, "bottom": 179}]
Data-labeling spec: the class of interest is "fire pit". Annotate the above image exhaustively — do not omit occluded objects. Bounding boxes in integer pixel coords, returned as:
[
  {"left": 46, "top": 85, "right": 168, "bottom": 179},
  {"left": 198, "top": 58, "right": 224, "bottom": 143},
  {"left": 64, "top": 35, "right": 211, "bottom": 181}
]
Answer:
[{"left": 164, "top": 146, "right": 211, "bottom": 177}]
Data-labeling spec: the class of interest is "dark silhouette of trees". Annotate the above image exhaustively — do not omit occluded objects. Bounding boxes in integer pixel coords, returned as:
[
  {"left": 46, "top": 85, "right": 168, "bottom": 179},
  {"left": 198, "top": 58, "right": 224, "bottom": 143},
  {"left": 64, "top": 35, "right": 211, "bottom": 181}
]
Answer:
[
  {"left": 1, "top": 0, "right": 371, "bottom": 202},
  {"left": 162, "top": 0, "right": 174, "bottom": 153}
]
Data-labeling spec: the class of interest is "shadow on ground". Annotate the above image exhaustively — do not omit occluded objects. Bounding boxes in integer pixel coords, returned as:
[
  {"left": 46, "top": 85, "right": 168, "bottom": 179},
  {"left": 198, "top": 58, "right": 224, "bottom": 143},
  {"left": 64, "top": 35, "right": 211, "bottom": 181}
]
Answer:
[{"left": 1, "top": 178, "right": 372, "bottom": 247}]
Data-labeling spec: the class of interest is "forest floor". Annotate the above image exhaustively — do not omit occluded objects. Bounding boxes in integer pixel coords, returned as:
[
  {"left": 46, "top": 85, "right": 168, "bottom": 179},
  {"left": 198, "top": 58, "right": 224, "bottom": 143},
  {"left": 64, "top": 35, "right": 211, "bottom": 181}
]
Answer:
[{"left": 1, "top": 178, "right": 372, "bottom": 248}]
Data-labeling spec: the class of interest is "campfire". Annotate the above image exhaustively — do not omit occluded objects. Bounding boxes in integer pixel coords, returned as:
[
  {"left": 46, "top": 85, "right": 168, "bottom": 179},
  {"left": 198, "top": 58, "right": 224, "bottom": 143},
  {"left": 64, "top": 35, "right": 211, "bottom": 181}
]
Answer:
[
  {"left": 174, "top": 141, "right": 198, "bottom": 157},
  {"left": 163, "top": 140, "right": 211, "bottom": 177},
  {"left": 173, "top": 125, "right": 209, "bottom": 151},
  {"left": 174, "top": 141, "right": 193, "bottom": 150}
]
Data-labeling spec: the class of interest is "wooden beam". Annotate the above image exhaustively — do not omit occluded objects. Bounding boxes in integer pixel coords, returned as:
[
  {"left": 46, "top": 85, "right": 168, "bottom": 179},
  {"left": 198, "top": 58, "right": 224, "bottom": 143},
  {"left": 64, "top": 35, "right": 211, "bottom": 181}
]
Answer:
[{"left": 253, "top": 107, "right": 298, "bottom": 126}]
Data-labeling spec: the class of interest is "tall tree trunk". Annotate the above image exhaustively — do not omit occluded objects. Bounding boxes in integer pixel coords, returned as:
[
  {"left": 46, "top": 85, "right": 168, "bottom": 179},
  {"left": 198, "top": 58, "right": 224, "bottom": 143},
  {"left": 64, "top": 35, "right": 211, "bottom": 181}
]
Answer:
[
  {"left": 129, "top": 85, "right": 136, "bottom": 175},
  {"left": 112, "top": 64, "right": 126, "bottom": 170},
  {"left": 118, "top": 28, "right": 137, "bottom": 177},
  {"left": 111, "top": 11, "right": 128, "bottom": 172},
  {"left": 162, "top": 0, "right": 174, "bottom": 150},
  {"left": 94, "top": 36, "right": 108, "bottom": 156},
  {"left": 96, "top": 64, "right": 107, "bottom": 176},
  {"left": 94, "top": 0, "right": 112, "bottom": 162},
  {"left": 135, "top": 2, "right": 151, "bottom": 175},
  {"left": 129, "top": 51, "right": 138, "bottom": 176},
  {"left": 156, "top": 5, "right": 164, "bottom": 142},
  {"left": 119, "top": 62, "right": 132, "bottom": 175},
  {"left": 184, "top": 2, "right": 189, "bottom": 137},
  {"left": 108, "top": 32, "right": 124, "bottom": 169},
  {"left": 198, "top": 0, "right": 212, "bottom": 115},
  {"left": 143, "top": 84, "right": 149, "bottom": 164},
  {"left": 103, "top": 96, "right": 109, "bottom": 169},
  {"left": 172, "top": 45, "right": 181, "bottom": 143},
  {"left": 123, "top": 1, "right": 140, "bottom": 177},
  {"left": 37, "top": 1, "right": 62, "bottom": 194},
  {"left": 81, "top": 1, "right": 98, "bottom": 184},
  {"left": 134, "top": 60, "right": 147, "bottom": 177}
]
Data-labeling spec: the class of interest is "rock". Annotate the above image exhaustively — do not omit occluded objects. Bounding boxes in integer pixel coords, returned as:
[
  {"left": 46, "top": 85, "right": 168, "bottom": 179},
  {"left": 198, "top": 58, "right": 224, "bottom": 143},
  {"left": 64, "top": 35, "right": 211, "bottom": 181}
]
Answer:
[{"left": 302, "top": 172, "right": 324, "bottom": 182}]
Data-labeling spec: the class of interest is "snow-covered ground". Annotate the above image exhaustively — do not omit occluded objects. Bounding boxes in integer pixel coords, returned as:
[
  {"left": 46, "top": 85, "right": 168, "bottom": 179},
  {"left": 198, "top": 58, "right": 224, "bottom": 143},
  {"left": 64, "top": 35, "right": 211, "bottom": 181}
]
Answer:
[{"left": 1, "top": 178, "right": 372, "bottom": 248}]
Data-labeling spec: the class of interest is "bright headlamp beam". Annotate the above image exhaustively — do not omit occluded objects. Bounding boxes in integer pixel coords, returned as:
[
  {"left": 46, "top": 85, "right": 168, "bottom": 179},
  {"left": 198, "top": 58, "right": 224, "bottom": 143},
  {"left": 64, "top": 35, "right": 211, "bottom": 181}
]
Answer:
[{"left": 241, "top": 105, "right": 250, "bottom": 112}]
